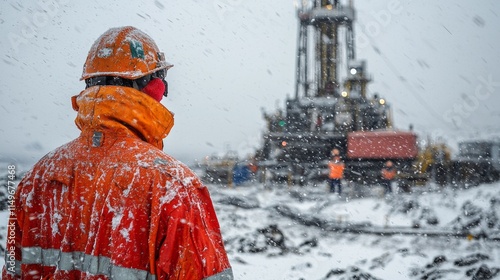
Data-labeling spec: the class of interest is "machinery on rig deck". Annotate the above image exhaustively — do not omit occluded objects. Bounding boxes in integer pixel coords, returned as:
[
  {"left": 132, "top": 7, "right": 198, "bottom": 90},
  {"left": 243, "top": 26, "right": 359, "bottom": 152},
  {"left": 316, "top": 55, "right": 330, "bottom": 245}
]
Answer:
[
  {"left": 254, "top": 0, "right": 419, "bottom": 185},
  {"left": 451, "top": 140, "right": 500, "bottom": 186}
]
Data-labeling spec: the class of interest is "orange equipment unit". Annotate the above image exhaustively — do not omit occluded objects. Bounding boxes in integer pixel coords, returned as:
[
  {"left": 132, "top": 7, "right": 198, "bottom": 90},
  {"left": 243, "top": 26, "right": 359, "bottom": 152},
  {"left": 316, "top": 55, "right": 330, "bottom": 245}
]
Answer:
[{"left": 347, "top": 130, "right": 418, "bottom": 159}]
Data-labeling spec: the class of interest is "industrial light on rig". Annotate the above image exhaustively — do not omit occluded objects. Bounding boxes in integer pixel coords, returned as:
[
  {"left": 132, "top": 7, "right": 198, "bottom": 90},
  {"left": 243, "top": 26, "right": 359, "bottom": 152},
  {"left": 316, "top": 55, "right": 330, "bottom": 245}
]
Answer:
[
  {"left": 281, "top": 141, "right": 287, "bottom": 147},
  {"left": 341, "top": 91, "right": 348, "bottom": 97},
  {"left": 350, "top": 68, "right": 357, "bottom": 75},
  {"left": 379, "top": 98, "right": 386, "bottom": 105}
]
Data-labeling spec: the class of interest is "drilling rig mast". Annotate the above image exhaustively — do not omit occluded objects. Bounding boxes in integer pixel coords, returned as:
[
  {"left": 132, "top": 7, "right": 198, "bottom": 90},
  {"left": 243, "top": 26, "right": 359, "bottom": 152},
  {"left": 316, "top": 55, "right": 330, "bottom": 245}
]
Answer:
[
  {"left": 296, "top": 0, "right": 356, "bottom": 99},
  {"left": 256, "top": 0, "right": 399, "bottom": 184}
]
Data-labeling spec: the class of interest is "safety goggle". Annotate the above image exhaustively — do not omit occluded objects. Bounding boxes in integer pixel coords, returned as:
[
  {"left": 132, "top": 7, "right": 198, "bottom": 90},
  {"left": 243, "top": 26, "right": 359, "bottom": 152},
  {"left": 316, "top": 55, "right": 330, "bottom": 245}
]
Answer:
[{"left": 133, "top": 68, "right": 168, "bottom": 97}]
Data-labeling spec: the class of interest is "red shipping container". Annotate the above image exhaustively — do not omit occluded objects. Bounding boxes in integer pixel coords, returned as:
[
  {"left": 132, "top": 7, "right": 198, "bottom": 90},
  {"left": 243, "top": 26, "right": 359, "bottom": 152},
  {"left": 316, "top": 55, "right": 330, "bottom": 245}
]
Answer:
[{"left": 347, "top": 130, "right": 418, "bottom": 159}]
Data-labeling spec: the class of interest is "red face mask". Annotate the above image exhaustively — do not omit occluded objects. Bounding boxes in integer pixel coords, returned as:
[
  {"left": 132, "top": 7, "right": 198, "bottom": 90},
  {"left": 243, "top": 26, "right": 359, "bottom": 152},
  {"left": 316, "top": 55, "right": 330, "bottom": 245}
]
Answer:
[{"left": 142, "top": 78, "right": 167, "bottom": 102}]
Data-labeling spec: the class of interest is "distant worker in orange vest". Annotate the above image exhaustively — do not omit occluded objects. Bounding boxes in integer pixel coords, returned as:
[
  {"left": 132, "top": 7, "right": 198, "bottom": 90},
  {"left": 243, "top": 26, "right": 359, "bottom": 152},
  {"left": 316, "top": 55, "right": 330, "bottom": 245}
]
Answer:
[
  {"left": 248, "top": 158, "right": 259, "bottom": 174},
  {"left": 381, "top": 160, "right": 397, "bottom": 195},
  {"left": 328, "top": 149, "right": 345, "bottom": 194}
]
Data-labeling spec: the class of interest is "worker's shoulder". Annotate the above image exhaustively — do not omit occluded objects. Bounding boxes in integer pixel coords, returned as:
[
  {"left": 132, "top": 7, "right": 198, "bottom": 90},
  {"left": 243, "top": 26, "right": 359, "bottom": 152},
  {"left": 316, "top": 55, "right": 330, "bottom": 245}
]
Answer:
[
  {"left": 31, "top": 139, "right": 81, "bottom": 170},
  {"left": 152, "top": 154, "right": 201, "bottom": 187},
  {"left": 115, "top": 143, "right": 200, "bottom": 185}
]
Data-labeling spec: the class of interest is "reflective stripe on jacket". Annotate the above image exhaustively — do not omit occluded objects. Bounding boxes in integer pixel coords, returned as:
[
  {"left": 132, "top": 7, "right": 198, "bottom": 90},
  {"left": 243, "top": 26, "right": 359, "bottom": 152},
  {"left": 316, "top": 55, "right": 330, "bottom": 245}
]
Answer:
[
  {"left": 328, "top": 161, "right": 345, "bottom": 179},
  {"left": 2, "top": 86, "right": 233, "bottom": 280}
]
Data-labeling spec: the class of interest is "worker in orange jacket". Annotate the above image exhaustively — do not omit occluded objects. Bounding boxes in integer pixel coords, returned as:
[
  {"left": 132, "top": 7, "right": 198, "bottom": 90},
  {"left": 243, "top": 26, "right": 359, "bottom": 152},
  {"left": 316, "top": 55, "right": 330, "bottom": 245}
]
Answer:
[
  {"left": 381, "top": 160, "right": 397, "bottom": 195},
  {"left": 2, "top": 26, "right": 233, "bottom": 280},
  {"left": 327, "top": 149, "right": 345, "bottom": 195}
]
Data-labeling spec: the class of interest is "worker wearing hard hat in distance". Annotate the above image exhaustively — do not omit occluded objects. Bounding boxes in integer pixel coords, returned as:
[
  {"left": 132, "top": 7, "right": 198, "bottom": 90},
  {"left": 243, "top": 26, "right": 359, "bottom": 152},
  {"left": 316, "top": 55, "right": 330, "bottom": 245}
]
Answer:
[
  {"left": 2, "top": 26, "right": 233, "bottom": 280},
  {"left": 381, "top": 160, "right": 397, "bottom": 195},
  {"left": 328, "top": 149, "right": 345, "bottom": 195}
]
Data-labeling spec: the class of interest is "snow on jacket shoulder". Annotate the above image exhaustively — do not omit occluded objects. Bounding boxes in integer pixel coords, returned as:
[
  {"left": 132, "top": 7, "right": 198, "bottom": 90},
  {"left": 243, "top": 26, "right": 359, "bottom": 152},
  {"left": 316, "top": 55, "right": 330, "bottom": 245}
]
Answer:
[{"left": 2, "top": 86, "right": 233, "bottom": 280}]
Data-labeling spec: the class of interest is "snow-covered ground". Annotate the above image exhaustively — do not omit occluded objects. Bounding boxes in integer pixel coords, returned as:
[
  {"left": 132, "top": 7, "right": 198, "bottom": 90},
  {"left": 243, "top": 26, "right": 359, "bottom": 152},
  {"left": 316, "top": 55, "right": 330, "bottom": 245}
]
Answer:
[
  {"left": 211, "top": 180, "right": 500, "bottom": 280},
  {"left": 1, "top": 174, "right": 500, "bottom": 279}
]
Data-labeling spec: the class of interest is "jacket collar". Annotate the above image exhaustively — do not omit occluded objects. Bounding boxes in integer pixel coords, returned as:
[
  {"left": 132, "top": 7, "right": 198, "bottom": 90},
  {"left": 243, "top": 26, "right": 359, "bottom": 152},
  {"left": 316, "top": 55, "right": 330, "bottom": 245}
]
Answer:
[{"left": 72, "top": 86, "right": 174, "bottom": 149}]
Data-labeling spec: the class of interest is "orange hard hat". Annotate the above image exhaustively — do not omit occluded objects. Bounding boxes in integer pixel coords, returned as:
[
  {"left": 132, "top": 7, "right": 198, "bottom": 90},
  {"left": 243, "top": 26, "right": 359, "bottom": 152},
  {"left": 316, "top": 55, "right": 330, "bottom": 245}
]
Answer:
[{"left": 81, "top": 26, "right": 173, "bottom": 81}]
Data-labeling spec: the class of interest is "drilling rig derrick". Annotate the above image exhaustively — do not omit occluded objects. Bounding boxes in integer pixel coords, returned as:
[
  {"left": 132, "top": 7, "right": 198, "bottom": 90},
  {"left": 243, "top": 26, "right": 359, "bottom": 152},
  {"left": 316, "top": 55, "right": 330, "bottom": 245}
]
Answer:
[
  {"left": 296, "top": 0, "right": 356, "bottom": 99},
  {"left": 256, "top": 0, "right": 394, "bottom": 185}
]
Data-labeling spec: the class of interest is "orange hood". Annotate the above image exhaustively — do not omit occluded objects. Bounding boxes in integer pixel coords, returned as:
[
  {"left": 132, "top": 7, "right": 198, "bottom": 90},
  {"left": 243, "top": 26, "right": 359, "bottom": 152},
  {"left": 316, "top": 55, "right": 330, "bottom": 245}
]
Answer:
[{"left": 72, "top": 86, "right": 174, "bottom": 149}]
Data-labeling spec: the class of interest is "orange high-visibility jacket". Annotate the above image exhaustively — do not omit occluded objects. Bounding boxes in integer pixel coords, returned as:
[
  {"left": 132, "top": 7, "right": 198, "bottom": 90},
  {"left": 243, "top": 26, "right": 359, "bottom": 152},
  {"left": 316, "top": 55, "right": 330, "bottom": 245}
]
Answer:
[
  {"left": 2, "top": 86, "right": 233, "bottom": 280},
  {"left": 382, "top": 167, "right": 397, "bottom": 180},
  {"left": 328, "top": 160, "right": 345, "bottom": 179}
]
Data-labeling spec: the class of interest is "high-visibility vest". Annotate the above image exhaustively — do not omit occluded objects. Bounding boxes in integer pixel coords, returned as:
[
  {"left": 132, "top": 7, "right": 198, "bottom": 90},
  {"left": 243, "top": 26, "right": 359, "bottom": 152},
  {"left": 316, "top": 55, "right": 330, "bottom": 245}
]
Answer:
[
  {"left": 328, "top": 161, "right": 345, "bottom": 179},
  {"left": 382, "top": 167, "right": 397, "bottom": 180}
]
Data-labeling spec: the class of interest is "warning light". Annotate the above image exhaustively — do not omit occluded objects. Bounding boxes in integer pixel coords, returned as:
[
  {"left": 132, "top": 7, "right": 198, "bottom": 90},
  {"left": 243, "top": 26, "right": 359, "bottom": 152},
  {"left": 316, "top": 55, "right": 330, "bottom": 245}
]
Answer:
[
  {"left": 281, "top": 141, "right": 287, "bottom": 147},
  {"left": 278, "top": 120, "right": 286, "bottom": 127}
]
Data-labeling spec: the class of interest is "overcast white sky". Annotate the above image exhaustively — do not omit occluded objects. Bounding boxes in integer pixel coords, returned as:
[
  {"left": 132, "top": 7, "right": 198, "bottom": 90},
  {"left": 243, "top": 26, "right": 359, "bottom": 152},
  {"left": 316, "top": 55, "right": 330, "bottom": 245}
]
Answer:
[{"left": 1, "top": 0, "right": 499, "bottom": 166}]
